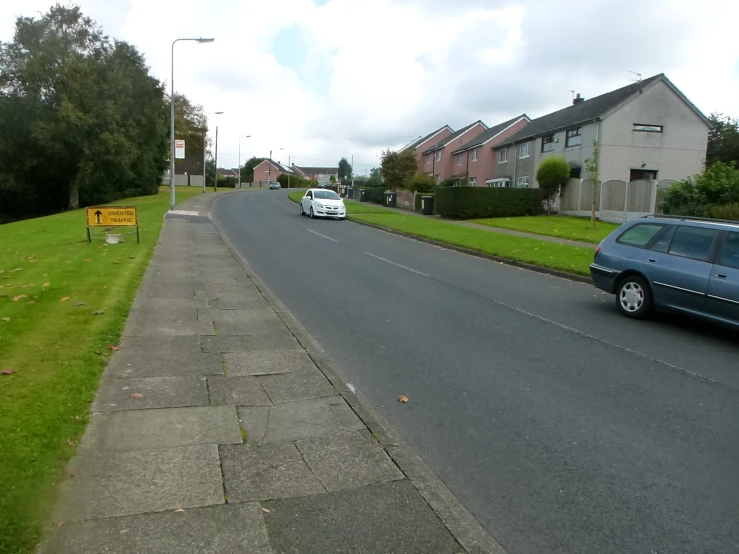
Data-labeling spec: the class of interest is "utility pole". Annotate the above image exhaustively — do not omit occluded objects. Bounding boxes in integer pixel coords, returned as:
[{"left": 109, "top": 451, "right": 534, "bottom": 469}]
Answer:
[
  {"left": 214, "top": 126, "right": 219, "bottom": 192},
  {"left": 351, "top": 155, "right": 354, "bottom": 188},
  {"left": 288, "top": 155, "right": 291, "bottom": 189},
  {"left": 268, "top": 149, "right": 272, "bottom": 184}
]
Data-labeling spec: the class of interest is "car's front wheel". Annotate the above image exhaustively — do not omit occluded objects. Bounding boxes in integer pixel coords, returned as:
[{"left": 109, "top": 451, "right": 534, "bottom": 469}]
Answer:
[
  {"left": 299, "top": 204, "right": 304, "bottom": 216},
  {"left": 310, "top": 207, "right": 315, "bottom": 219},
  {"left": 616, "top": 275, "right": 652, "bottom": 319}
]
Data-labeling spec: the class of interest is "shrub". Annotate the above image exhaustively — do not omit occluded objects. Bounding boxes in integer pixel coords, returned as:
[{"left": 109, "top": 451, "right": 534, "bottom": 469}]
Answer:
[
  {"left": 367, "top": 187, "right": 385, "bottom": 204},
  {"left": 217, "top": 175, "right": 237, "bottom": 188},
  {"left": 277, "top": 174, "right": 316, "bottom": 188},
  {"left": 406, "top": 173, "right": 436, "bottom": 193},
  {"left": 662, "top": 162, "right": 739, "bottom": 216},
  {"left": 536, "top": 156, "right": 570, "bottom": 214},
  {"left": 708, "top": 203, "right": 739, "bottom": 220},
  {"left": 435, "top": 187, "right": 545, "bottom": 219}
]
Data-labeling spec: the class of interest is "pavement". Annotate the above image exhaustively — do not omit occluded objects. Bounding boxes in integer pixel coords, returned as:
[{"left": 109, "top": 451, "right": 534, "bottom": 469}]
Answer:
[
  {"left": 41, "top": 191, "right": 497, "bottom": 554},
  {"left": 216, "top": 189, "right": 739, "bottom": 554}
]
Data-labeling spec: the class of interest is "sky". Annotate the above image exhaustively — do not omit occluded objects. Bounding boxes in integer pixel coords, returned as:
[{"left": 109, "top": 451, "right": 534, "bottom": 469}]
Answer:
[{"left": 1, "top": 0, "right": 738, "bottom": 174}]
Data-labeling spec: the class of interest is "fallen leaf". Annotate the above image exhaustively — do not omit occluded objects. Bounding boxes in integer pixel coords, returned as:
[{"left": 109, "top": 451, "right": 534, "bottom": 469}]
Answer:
[
  {"left": 2, "top": 317, "right": 9, "bottom": 321},
  {"left": 129, "top": 256, "right": 136, "bottom": 259},
  {"left": 12, "top": 295, "right": 26, "bottom": 301},
  {"left": 74, "top": 301, "right": 86, "bottom": 306},
  {"left": 67, "top": 438, "right": 75, "bottom": 447},
  {"left": 60, "top": 297, "right": 70, "bottom": 302},
  {"left": 174, "top": 508, "right": 185, "bottom": 513},
  {"left": 67, "top": 469, "right": 78, "bottom": 479},
  {"left": 57, "top": 521, "right": 64, "bottom": 528},
  {"left": 43, "top": 282, "right": 50, "bottom": 287},
  {"left": 114, "top": 261, "right": 121, "bottom": 264},
  {"left": 1, "top": 369, "right": 17, "bottom": 375},
  {"left": 398, "top": 395, "right": 409, "bottom": 403},
  {"left": 14, "top": 268, "right": 22, "bottom": 271},
  {"left": 262, "top": 508, "right": 271, "bottom": 513},
  {"left": 84, "top": 258, "right": 91, "bottom": 262},
  {"left": 92, "top": 310, "right": 105, "bottom": 315},
  {"left": 129, "top": 393, "right": 144, "bottom": 399},
  {"left": 108, "top": 345, "right": 121, "bottom": 351}
]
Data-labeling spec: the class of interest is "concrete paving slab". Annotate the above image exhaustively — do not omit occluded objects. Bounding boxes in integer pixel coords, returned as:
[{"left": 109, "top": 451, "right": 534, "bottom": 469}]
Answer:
[
  {"left": 130, "top": 297, "right": 207, "bottom": 312},
  {"left": 103, "top": 351, "right": 223, "bottom": 378},
  {"left": 205, "top": 283, "right": 261, "bottom": 294},
  {"left": 213, "top": 320, "right": 286, "bottom": 336},
  {"left": 201, "top": 332, "right": 300, "bottom": 354},
  {"left": 263, "top": 480, "right": 461, "bottom": 554},
  {"left": 119, "top": 335, "right": 202, "bottom": 354},
  {"left": 123, "top": 319, "right": 215, "bottom": 337},
  {"left": 297, "top": 431, "right": 404, "bottom": 492},
  {"left": 127, "top": 305, "right": 198, "bottom": 322},
  {"left": 237, "top": 407, "right": 270, "bottom": 444},
  {"left": 56, "top": 445, "right": 223, "bottom": 521},
  {"left": 223, "top": 350, "right": 316, "bottom": 376},
  {"left": 207, "top": 375, "right": 272, "bottom": 406},
  {"left": 42, "top": 503, "right": 272, "bottom": 554},
  {"left": 220, "top": 442, "right": 325, "bottom": 502},
  {"left": 92, "top": 376, "right": 208, "bottom": 411},
  {"left": 197, "top": 308, "right": 275, "bottom": 322},
  {"left": 259, "top": 369, "right": 338, "bottom": 404},
  {"left": 140, "top": 283, "right": 205, "bottom": 298},
  {"left": 78, "top": 406, "right": 242, "bottom": 453},
  {"left": 261, "top": 398, "right": 364, "bottom": 444},
  {"left": 207, "top": 297, "right": 269, "bottom": 310}
]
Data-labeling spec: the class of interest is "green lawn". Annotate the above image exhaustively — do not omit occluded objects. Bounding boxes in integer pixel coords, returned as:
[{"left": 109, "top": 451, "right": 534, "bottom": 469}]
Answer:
[
  {"left": 471, "top": 215, "right": 619, "bottom": 244},
  {"left": 350, "top": 214, "right": 594, "bottom": 275},
  {"left": 0, "top": 186, "right": 208, "bottom": 554},
  {"left": 287, "top": 191, "right": 392, "bottom": 214}
]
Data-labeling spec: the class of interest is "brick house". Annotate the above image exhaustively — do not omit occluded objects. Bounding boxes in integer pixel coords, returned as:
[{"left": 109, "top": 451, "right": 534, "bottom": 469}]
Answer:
[
  {"left": 448, "top": 115, "right": 530, "bottom": 186},
  {"left": 399, "top": 125, "right": 454, "bottom": 173},
  {"left": 294, "top": 166, "right": 339, "bottom": 184},
  {"left": 421, "top": 121, "right": 488, "bottom": 183},
  {"left": 252, "top": 159, "right": 296, "bottom": 186}
]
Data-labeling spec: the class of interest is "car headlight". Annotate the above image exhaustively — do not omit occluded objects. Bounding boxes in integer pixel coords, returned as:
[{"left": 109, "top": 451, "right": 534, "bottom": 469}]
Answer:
[{"left": 316, "top": 203, "right": 324, "bottom": 209}]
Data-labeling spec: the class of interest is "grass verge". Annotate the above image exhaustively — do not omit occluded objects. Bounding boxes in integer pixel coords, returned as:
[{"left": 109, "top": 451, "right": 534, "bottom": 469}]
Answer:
[
  {"left": 350, "top": 214, "right": 594, "bottom": 275},
  {"left": 0, "top": 186, "right": 206, "bottom": 554},
  {"left": 470, "top": 215, "right": 619, "bottom": 244}
]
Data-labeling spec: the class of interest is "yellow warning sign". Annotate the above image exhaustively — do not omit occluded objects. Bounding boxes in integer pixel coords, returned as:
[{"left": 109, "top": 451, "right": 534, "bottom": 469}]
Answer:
[{"left": 87, "top": 206, "right": 138, "bottom": 227}]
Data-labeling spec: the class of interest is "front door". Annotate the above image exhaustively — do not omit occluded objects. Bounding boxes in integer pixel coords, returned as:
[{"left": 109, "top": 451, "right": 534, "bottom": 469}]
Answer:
[{"left": 707, "top": 231, "right": 739, "bottom": 323}]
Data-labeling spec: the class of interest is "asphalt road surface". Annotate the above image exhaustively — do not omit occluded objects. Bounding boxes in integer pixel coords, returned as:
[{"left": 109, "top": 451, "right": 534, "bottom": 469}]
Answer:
[{"left": 214, "top": 190, "right": 739, "bottom": 554}]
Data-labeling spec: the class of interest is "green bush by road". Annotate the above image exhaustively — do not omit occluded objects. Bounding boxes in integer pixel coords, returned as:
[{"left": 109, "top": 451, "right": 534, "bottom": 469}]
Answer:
[
  {"left": 0, "top": 186, "right": 207, "bottom": 554},
  {"left": 471, "top": 216, "right": 619, "bottom": 244},
  {"left": 350, "top": 214, "right": 594, "bottom": 275}
]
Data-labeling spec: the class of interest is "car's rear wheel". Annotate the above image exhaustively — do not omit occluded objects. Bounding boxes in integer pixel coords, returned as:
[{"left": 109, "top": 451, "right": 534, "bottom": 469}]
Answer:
[
  {"left": 616, "top": 275, "right": 652, "bottom": 319},
  {"left": 310, "top": 207, "right": 315, "bottom": 219}
]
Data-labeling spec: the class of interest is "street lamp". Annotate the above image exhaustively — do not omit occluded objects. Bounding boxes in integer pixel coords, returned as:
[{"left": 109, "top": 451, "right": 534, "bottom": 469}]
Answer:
[
  {"left": 267, "top": 147, "right": 284, "bottom": 185},
  {"left": 170, "top": 37, "right": 215, "bottom": 210},
  {"left": 238, "top": 135, "right": 252, "bottom": 188},
  {"left": 203, "top": 111, "right": 224, "bottom": 194}
]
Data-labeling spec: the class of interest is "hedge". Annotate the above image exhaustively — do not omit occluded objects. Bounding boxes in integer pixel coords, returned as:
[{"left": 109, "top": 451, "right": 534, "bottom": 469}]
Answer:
[
  {"left": 277, "top": 174, "right": 316, "bottom": 188},
  {"left": 435, "top": 187, "right": 545, "bottom": 219}
]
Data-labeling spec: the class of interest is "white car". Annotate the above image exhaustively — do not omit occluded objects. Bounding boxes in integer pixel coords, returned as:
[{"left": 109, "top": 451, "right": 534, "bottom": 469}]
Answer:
[{"left": 299, "top": 189, "right": 346, "bottom": 220}]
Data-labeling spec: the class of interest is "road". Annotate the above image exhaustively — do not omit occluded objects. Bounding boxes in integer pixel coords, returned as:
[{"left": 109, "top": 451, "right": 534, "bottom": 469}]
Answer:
[{"left": 214, "top": 190, "right": 739, "bottom": 554}]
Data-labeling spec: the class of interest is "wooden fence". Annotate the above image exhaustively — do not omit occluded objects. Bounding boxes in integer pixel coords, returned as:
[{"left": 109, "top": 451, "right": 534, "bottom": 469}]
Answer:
[{"left": 559, "top": 179, "right": 674, "bottom": 222}]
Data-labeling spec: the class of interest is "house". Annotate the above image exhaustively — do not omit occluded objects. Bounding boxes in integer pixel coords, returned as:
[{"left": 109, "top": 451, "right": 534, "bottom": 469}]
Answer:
[
  {"left": 294, "top": 166, "right": 339, "bottom": 184},
  {"left": 400, "top": 125, "right": 454, "bottom": 173},
  {"left": 421, "top": 121, "right": 489, "bottom": 183},
  {"left": 217, "top": 168, "right": 239, "bottom": 179},
  {"left": 252, "top": 159, "right": 296, "bottom": 186},
  {"left": 491, "top": 74, "right": 711, "bottom": 189},
  {"left": 448, "top": 115, "right": 530, "bottom": 187}
]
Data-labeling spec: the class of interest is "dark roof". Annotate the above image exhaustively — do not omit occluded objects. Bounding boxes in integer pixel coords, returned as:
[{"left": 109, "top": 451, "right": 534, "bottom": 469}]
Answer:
[
  {"left": 495, "top": 74, "right": 671, "bottom": 148},
  {"left": 422, "top": 120, "right": 487, "bottom": 154},
  {"left": 400, "top": 125, "right": 453, "bottom": 152},
  {"left": 451, "top": 114, "right": 529, "bottom": 153},
  {"left": 295, "top": 166, "right": 338, "bottom": 174}
]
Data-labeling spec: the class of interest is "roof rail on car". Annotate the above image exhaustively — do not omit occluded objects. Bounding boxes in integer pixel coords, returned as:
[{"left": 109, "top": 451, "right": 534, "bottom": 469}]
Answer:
[{"left": 643, "top": 214, "right": 739, "bottom": 225}]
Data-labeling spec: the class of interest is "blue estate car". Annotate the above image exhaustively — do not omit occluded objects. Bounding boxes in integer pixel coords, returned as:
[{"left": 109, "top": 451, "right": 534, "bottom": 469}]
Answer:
[{"left": 590, "top": 215, "right": 739, "bottom": 329}]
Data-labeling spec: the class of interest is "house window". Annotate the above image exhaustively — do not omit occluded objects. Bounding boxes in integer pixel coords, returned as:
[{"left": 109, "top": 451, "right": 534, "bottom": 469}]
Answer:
[
  {"left": 488, "top": 179, "right": 510, "bottom": 188},
  {"left": 519, "top": 142, "right": 530, "bottom": 158},
  {"left": 435, "top": 151, "right": 442, "bottom": 162},
  {"left": 541, "top": 135, "right": 555, "bottom": 153},
  {"left": 425, "top": 154, "right": 431, "bottom": 165},
  {"left": 471, "top": 148, "right": 479, "bottom": 162},
  {"left": 517, "top": 176, "right": 529, "bottom": 188},
  {"left": 633, "top": 124, "right": 663, "bottom": 133},
  {"left": 629, "top": 169, "right": 658, "bottom": 181},
  {"left": 455, "top": 153, "right": 463, "bottom": 166},
  {"left": 498, "top": 149, "right": 507, "bottom": 163},
  {"left": 470, "top": 177, "right": 477, "bottom": 187},
  {"left": 565, "top": 128, "right": 582, "bottom": 147}
]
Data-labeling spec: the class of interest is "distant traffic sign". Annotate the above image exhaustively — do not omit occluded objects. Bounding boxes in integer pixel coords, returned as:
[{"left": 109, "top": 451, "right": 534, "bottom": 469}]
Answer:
[
  {"left": 175, "top": 139, "right": 185, "bottom": 159},
  {"left": 87, "top": 206, "right": 137, "bottom": 227}
]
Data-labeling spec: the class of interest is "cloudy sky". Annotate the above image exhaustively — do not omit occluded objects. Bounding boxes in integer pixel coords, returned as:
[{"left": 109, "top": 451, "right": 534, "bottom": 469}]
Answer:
[{"left": 2, "top": 0, "right": 738, "bottom": 174}]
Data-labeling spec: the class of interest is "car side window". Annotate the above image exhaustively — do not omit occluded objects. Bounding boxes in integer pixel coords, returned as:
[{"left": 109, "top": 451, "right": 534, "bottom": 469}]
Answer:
[
  {"left": 306, "top": 192, "right": 312, "bottom": 199},
  {"left": 718, "top": 232, "right": 739, "bottom": 270},
  {"left": 667, "top": 226, "right": 719, "bottom": 262},
  {"left": 616, "top": 224, "right": 664, "bottom": 247},
  {"left": 649, "top": 226, "right": 675, "bottom": 253}
]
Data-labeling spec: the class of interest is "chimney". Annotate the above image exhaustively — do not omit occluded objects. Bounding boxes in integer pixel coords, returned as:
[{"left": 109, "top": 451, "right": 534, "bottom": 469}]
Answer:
[{"left": 573, "top": 93, "right": 584, "bottom": 105}]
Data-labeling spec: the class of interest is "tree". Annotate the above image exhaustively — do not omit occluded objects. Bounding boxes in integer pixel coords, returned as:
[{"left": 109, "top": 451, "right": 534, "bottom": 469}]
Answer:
[
  {"left": 707, "top": 113, "right": 739, "bottom": 168},
  {"left": 172, "top": 93, "right": 207, "bottom": 178},
  {"left": 661, "top": 161, "right": 739, "bottom": 216},
  {"left": 536, "top": 156, "right": 570, "bottom": 214},
  {"left": 583, "top": 139, "right": 600, "bottom": 229},
  {"left": 406, "top": 173, "right": 435, "bottom": 192},
  {"left": 366, "top": 167, "right": 383, "bottom": 187},
  {"left": 380, "top": 149, "right": 416, "bottom": 190},
  {"left": 338, "top": 157, "right": 353, "bottom": 179},
  {"left": 238, "top": 156, "right": 265, "bottom": 184}
]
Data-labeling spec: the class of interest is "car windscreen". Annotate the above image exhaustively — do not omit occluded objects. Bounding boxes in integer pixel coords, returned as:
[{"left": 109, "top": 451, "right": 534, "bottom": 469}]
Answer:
[{"left": 314, "top": 191, "right": 340, "bottom": 200}]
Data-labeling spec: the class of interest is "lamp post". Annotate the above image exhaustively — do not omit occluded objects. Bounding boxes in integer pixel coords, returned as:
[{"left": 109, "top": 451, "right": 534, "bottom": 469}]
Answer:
[
  {"left": 203, "top": 111, "right": 223, "bottom": 194},
  {"left": 170, "top": 37, "right": 215, "bottom": 210},
  {"left": 238, "top": 135, "right": 252, "bottom": 188}
]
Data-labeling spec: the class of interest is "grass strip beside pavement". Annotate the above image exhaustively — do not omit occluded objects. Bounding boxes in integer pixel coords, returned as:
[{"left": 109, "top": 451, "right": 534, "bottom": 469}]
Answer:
[
  {"left": 287, "top": 191, "right": 392, "bottom": 215},
  {"left": 0, "top": 186, "right": 206, "bottom": 554},
  {"left": 350, "top": 213, "right": 594, "bottom": 276},
  {"left": 471, "top": 215, "right": 619, "bottom": 244}
]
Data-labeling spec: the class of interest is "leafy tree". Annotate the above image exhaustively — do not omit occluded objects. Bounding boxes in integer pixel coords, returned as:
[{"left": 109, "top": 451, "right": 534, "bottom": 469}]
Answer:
[
  {"left": 238, "top": 156, "right": 265, "bottom": 184},
  {"left": 406, "top": 173, "right": 435, "bottom": 192},
  {"left": 330, "top": 175, "right": 336, "bottom": 184},
  {"left": 380, "top": 149, "right": 416, "bottom": 190},
  {"left": 661, "top": 162, "right": 739, "bottom": 216},
  {"left": 338, "top": 157, "right": 353, "bottom": 179},
  {"left": 583, "top": 139, "right": 600, "bottom": 229},
  {"left": 172, "top": 93, "right": 207, "bottom": 177},
  {"left": 536, "top": 156, "right": 570, "bottom": 214},
  {"left": 366, "top": 167, "right": 383, "bottom": 187},
  {"left": 707, "top": 113, "right": 739, "bottom": 168}
]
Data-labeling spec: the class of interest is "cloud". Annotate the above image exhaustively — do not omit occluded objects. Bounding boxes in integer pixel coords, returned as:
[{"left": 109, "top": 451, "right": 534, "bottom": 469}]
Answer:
[{"left": 1, "top": 0, "right": 737, "bottom": 172}]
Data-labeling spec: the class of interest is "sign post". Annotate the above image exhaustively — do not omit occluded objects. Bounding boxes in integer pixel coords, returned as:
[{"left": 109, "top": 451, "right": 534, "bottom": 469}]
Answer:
[{"left": 86, "top": 206, "right": 139, "bottom": 244}]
